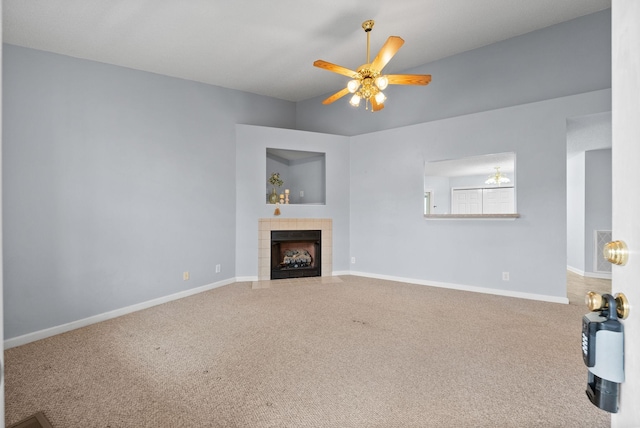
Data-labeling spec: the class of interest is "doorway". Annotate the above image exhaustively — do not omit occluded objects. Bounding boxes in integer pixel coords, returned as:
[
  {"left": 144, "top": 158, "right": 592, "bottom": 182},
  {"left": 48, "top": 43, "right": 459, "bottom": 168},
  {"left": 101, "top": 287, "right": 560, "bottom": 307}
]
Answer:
[{"left": 566, "top": 112, "right": 612, "bottom": 304}]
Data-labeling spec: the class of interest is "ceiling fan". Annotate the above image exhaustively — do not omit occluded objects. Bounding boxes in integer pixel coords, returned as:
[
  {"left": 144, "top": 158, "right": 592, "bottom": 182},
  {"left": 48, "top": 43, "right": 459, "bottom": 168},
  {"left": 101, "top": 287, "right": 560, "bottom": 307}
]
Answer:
[{"left": 313, "top": 20, "right": 432, "bottom": 112}]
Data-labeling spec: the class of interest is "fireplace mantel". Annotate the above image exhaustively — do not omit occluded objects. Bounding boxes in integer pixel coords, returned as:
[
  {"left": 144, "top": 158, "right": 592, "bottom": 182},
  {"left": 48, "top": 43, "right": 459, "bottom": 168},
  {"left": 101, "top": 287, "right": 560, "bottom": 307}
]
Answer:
[{"left": 258, "top": 218, "right": 332, "bottom": 280}]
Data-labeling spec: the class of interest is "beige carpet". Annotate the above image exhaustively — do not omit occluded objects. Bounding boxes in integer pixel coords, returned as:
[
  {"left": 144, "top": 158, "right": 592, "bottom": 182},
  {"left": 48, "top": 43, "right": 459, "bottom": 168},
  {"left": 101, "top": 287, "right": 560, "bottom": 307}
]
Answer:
[{"left": 5, "top": 276, "right": 610, "bottom": 427}]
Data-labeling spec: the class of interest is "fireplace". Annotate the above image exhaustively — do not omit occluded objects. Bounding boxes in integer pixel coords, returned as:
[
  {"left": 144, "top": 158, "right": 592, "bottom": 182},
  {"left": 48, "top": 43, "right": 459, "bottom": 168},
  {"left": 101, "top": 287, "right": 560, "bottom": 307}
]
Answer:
[
  {"left": 271, "top": 230, "right": 321, "bottom": 279},
  {"left": 258, "top": 218, "right": 332, "bottom": 281}
]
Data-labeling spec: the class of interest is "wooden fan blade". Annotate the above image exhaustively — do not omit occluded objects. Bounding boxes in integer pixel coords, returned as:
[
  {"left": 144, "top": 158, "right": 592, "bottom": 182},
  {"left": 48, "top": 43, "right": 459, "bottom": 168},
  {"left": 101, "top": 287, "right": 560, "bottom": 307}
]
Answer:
[
  {"left": 322, "top": 87, "right": 351, "bottom": 105},
  {"left": 313, "top": 60, "right": 359, "bottom": 78},
  {"left": 370, "top": 36, "right": 404, "bottom": 72},
  {"left": 371, "top": 97, "right": 384, "bottom": 112},
  {"left": 386, "top": 74, "right": 432, "bottom": 85}
]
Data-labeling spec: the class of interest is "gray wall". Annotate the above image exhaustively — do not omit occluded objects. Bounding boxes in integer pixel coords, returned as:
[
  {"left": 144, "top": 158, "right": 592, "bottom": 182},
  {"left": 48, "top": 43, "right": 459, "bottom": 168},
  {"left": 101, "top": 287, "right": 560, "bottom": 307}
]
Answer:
[
  {"left": 296, "top": 9, "right": 611, "bottom": 300},
  {"left": 288, "top": 155, "right": 326, "bottom": 205},
  {"left": 235, "top": 125, "right": 350, "bottom": 278},
  {"left": 3, "top": 45, "right": 295, "bottom": 340},
  {"left": 349, "top": 90, "right": 610, "bottom": 300},
  {"left": 3, "top": 9, "right": 612, "bottom": 341},
  {"left": 566, "top": 149, "right": 612, "bottom": 274},
  {"left": 567, "top": 152, "right": 586, "bottom": 271},
  {"left": 266, "top": 152, "right": 326, "bottom": 204},
  {"left": 266, "top": 154, "right": 289, "bottom": 201},
  {"left": 296, "top": 10, "right": 611, "bottom": 136},
  {"left": 585, "top": 149, "right": 612, "bottom": 272}
]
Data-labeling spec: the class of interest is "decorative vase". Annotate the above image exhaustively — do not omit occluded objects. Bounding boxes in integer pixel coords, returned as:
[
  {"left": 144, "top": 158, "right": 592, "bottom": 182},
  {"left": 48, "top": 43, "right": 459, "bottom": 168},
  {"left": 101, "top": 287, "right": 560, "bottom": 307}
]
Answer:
[{"left": 268, "top": 188, "right": 279, "bottom": 204}]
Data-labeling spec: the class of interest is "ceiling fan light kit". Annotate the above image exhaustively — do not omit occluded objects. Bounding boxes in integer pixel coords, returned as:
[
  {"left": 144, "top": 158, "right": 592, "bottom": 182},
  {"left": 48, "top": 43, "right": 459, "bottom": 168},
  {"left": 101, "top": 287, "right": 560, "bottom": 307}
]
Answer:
[{"left": 314, "top": 20, "right": 431, "bottom": 112}]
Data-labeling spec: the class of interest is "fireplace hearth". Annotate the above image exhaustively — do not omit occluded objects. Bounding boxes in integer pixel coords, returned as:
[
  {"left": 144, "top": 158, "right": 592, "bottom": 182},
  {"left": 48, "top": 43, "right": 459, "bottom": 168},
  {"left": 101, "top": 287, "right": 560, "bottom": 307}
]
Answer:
[{"left": 271, "top": 230, "right": 321, "bottom": 279}]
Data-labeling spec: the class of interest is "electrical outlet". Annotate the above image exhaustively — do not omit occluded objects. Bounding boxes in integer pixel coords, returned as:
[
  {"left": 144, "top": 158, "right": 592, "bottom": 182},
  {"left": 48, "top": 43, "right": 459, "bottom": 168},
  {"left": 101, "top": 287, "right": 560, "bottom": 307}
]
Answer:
[
  {"left": 183, "top": 271, "right": 190, "bottom": 281},
  {"left": 351, "top": 257, "right": 356, "bottom": 264},
  {"left": 502, "top": 272, "right": 509, "bottom": 281},
  {"left": 216, "top": 264, "right": 221, "bottom": 273}
]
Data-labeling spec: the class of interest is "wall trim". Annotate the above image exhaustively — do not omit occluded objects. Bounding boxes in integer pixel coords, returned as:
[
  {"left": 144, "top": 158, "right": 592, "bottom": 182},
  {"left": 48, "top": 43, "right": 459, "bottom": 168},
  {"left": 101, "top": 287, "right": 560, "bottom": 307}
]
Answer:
[
  {"left": 584, "top": 272, "right": 612, "bottom": 280},
  {"left": 332, "top": 270, "right": 351, "bottom": 276},
  {"left": 4, "top": 278, "right": 236, "bottom": 350},
  {"left": 349, "top": 271, "right": 569, "bottom": 304},
  {"left": 567, "top": 265, "right": 585, "bottom": 276},
  {"left": 5, "top": 270, "right": 570, "bottom": 349},
  {"left": 236, "top": 276, "right": 259, "bottom": 282},
  {"left": 567, "top": 265, "right": 612, "bottom": 280}
]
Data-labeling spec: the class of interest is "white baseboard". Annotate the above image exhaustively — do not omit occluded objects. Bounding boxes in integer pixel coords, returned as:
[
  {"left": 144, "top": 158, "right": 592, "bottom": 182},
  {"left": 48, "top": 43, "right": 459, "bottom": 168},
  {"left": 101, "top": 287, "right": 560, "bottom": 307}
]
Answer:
[
  {"left": 4, "top": 277, "right": 236, "bottom": 350},
  {"left": 567, "top": 265, "right": 585, "bottom": 276},
  {"left": 235, "top": 276, "right": 259, "bottom": 282},
  {"left": 349, "top": 271, "right": 569, "bottom": 304},
  {"left": 331, "top": 270, "right": 351, "bottom": 276},
  {"left": 567, "top": 265, "right": 612, "bottom": 280},
  {"left": 5, "top": 271, "right": 571, "bottom": 349}
]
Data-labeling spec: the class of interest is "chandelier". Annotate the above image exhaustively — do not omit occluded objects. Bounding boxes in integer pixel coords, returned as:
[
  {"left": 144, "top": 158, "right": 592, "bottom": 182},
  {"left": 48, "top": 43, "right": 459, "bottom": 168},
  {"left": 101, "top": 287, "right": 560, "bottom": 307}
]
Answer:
[{"left": 485, "top": 167, "right": 511, "bottom": 186}]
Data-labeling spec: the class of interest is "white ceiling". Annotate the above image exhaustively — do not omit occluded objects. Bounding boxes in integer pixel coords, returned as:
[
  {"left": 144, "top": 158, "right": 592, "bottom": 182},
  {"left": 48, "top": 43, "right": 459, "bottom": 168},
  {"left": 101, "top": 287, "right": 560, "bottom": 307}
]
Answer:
[{"left": 3, "top": 0, "right": 611, "bottom": 102}]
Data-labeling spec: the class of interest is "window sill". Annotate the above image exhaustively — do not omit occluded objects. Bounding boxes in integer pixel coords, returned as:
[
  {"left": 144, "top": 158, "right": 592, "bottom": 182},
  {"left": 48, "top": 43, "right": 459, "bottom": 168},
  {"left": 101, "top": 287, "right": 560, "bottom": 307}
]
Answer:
[
  {"left": 424, "top": 213, "right": 520, "bottom": 220},
  {"left": 266, "top": 203, "right": 326, "bottom": 206}
]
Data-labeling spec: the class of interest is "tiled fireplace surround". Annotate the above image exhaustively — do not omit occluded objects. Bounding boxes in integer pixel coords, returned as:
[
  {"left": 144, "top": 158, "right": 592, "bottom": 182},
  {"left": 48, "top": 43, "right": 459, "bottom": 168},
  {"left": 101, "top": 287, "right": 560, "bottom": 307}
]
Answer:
[{"left": 258, "top": 218, "right": 332, "bottom": 280}]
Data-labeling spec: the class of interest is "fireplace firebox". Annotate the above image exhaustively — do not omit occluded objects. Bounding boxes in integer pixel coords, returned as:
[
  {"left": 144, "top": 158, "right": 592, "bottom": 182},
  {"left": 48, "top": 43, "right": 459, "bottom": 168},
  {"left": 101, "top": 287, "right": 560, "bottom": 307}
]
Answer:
[{"left": 271, "top": 230, "right": 321, "bottom": 279}]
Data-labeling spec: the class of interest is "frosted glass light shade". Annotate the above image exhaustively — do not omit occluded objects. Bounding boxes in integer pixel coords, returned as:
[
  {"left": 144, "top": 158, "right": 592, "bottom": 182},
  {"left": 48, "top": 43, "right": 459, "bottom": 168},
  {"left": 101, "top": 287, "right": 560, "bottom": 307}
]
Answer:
[{"left": 375, "top": 75, "right": 388, "bottom": 90}]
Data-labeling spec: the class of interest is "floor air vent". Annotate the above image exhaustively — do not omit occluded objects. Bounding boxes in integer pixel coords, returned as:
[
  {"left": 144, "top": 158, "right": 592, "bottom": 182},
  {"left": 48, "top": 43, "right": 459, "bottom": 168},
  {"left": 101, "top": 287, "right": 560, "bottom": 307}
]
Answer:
[{"left": 594, "top": 230, "right": 612, "bottom": 273}]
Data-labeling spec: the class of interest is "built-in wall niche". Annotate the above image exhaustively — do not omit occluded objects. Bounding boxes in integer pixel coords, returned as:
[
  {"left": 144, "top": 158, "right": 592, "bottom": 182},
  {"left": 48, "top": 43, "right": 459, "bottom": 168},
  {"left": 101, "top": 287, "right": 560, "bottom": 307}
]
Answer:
[
  {"left": 266, "top": 148, "right": 326, "bottom": 205},
  {"left": 424, "top": 152, "right": 519, "bottom": 218}
]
